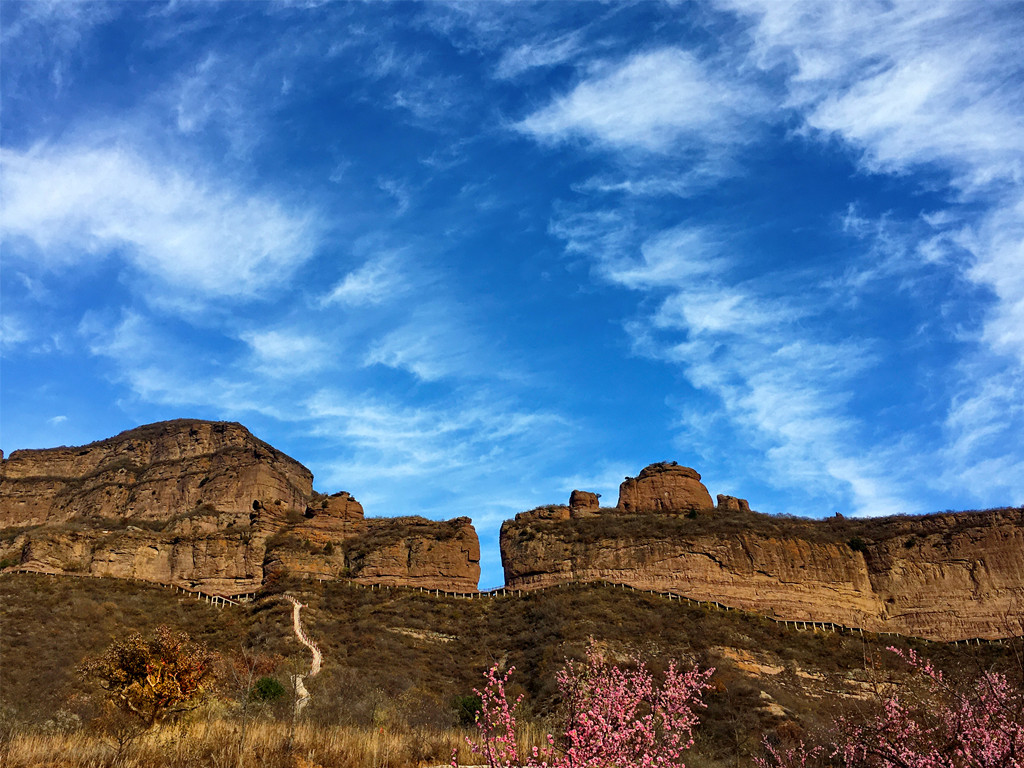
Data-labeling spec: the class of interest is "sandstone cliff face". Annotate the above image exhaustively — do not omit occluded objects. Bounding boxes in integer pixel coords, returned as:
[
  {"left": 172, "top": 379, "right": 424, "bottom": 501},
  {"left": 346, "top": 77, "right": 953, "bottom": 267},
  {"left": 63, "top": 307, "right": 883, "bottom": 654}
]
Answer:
[
  {"left": 0, "top": 420, "right": 313, "bottom": 528},
  {"left": 0, "top": 420, "right": 481, "bottom": 593},
  {"left": 346, "top": 517, "right": 480, "bottom": 592},
  {"left": 500, "top": 506, "right": 1024, "bottom": 641},
  {"left": 262, "top": 509, "right": 481, "bottom": 592},
  {"left": 617, "top": 462, "right": 714, "bottom": 512}
]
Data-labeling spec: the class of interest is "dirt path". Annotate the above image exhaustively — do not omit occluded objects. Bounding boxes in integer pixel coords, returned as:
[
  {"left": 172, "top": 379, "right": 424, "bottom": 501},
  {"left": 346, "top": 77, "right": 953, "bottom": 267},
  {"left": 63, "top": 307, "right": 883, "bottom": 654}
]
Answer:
[{"left": 281, "top": 595, "right": 321, "bottom": 713}]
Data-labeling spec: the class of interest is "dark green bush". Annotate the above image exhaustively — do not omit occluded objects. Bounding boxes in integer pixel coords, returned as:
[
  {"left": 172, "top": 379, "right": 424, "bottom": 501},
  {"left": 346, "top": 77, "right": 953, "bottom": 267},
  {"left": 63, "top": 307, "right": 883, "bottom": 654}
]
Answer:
[
  {"left": 453, "top": 694, "right": 482, "bottom": 726},
  {"left": 251, "top": 676, "right": 286, "bottom": 702}
]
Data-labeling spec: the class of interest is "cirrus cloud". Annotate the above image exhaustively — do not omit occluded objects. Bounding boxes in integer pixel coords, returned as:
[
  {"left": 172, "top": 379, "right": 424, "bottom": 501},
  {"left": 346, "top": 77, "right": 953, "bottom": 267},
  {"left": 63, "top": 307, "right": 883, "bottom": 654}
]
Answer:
[{"left": 1, "top": 143, "right": 319, "bottom": 301}]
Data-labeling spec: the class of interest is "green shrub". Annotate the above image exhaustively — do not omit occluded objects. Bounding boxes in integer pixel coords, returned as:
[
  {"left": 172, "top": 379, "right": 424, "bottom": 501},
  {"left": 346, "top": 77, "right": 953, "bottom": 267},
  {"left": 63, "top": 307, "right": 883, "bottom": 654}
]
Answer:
[
  {"left": 250, "top": 676, "right": 286, "bottom": 702},
  {"left": 453, "top": 694, "right": 482, "bottom": 726}
]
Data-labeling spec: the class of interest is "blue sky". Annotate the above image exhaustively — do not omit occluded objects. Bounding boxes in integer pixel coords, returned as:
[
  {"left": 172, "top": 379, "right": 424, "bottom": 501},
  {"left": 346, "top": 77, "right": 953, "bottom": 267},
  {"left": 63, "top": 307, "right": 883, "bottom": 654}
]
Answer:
[{"left": 2, "top": 1, "right": 1023, "bottom": 588}]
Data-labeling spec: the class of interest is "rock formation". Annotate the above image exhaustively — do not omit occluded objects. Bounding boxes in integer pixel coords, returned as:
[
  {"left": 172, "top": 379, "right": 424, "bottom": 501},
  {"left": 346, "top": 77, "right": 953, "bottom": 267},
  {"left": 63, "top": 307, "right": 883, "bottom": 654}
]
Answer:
[
  {"left": 0, "top": 419, "right": 313, "bottom": 529},
  {"left": 617, "top": 462, "right": 714, "bottom": 512},
  {"left": 569, "top": 490, "right": 601, "bottom": 514},
  {"left": 0, "top": 420, "right": 481, "bottom": 593},
  {"left": 502, "top": 471, "right": 1024, "bottom": 641},
  {"left": 717, "top": 494, "right": 751, "bottom": 513}
]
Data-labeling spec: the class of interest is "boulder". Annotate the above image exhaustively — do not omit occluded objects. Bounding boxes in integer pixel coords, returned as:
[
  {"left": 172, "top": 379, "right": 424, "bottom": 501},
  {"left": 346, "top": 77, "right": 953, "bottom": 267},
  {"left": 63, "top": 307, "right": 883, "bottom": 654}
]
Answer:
[
  {"left": 569, "top": 490, "right": 601, "bottom": 513},
  {"left": 617, "top": 462, "right": 714, "bottom": 513}
]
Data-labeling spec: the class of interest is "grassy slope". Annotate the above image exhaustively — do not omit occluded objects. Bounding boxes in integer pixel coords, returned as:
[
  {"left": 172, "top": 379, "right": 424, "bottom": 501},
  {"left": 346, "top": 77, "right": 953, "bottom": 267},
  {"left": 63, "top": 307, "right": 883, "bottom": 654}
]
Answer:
[{"left": 1, "top": 572, "right": 1019, "bottom": 766}]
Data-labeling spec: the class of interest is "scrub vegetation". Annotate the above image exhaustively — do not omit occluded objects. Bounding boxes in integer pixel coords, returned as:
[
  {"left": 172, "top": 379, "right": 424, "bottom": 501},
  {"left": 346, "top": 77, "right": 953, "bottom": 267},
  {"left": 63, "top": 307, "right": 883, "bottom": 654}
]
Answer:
[{"left": 1, "top": 572, "right": 1020, "bottom": 767}]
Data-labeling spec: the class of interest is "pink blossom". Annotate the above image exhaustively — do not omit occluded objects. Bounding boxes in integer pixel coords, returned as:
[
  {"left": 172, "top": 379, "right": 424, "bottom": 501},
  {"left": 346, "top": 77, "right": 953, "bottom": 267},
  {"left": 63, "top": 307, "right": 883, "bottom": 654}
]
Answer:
[
  {"left": 461, "top": 641, "right": 714, "bottom": 768},
  {"left": 757, "top": 646, "right": 1024, "bottom": 768}
]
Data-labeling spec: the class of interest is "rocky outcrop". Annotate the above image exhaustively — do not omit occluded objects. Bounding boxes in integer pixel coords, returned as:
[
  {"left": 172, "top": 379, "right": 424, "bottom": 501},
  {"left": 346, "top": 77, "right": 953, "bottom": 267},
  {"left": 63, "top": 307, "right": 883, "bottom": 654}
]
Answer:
[
  {"left": 500, "top": 501, "right": 1024, "bottom": 642},
  {"left": 569, "top": 490, "right": 601, "bottom": 514},
  {"left": 346, "top": 517, "right": 480, "bottom": 592},
  {"left": 0, "top": 420, "right": 481, "bottom": 593},
  {"left": 717, "top": 495, "right": 750, "bottom": 513},
  {"left": 0, "top": 419, "right": 313, "bottom": 528},
  {"left": 617, "top": 462, "right": 714, "bottom": 513},
  {"left": 263, "top": 512, "right": 481, "bottom": 592}
]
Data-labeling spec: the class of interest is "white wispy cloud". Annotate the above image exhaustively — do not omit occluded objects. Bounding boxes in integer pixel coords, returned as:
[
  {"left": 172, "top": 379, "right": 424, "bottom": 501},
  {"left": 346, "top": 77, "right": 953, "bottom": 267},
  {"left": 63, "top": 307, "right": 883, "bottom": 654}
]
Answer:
[
  {"left": 600, "top": 225, "right": 730, "bottom": 289},
  {"left": 79, "top": 310, "right": 293, "bottom": 419},
  {"left": 241, "top": 328, "right": 332, "bottom": 376},
  {"left": 1, "top": 143, "right": 318, "bottom": 301},
  {"left": 321, "top": 252, "right": 409, "bottom": 307},
  {"left": 719, "top": 0, "right": 1024, "bottom": 188},
  {"left": 517, "top": 48, "right": 763, "bottom": 151},
  {"left": 0, "top": 314, "right": 31, "bottom": 350},
  {"left": 305, "top": 389, "right": 568, "bottom": 477},
  {"left": 713, "top": 0, "right": 1024, "bottom": 503},
  {"left": 166, "top": 52, "right": 266, "bottom": 156},
  {"left": 363, "top": 324, "right": 455, "bottom": 382},
  {"left": 362, "top": 312, "right": 480, "bottom": 383},
  {"left": 494, "top": 32, "right": 583, "bottom": 79},
  {"left": 960, "top": 192, "right": 1024, "bottom": 362},
  {"left": 558, "top": 214, "right": 907, "bottom": 515},
  {"left": 718, "top": 1, "right": 1024, "bottom": 349},
  {"left": 377, "top": 177, "right": 413, "bottom": 215},
  {"left": 0, "top": 1, "right": 115, "bottom": 95}
]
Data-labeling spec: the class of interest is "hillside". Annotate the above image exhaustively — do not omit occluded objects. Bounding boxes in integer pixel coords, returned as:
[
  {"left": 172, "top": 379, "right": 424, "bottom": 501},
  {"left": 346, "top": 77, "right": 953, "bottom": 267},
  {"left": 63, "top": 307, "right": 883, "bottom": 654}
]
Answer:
[
  {"left": 3, "top": 571, "right": 1019, "bottom": 767},
  {"left": 4, "top": 423, "right": 1024, "bottom": 644}
]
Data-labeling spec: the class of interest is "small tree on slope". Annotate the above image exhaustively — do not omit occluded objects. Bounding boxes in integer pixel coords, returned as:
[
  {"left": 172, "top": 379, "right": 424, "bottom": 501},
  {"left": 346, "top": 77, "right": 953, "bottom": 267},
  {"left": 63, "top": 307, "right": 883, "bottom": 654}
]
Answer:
[{"left": 82, "top": 625, "right": 218, "bottom": 728}]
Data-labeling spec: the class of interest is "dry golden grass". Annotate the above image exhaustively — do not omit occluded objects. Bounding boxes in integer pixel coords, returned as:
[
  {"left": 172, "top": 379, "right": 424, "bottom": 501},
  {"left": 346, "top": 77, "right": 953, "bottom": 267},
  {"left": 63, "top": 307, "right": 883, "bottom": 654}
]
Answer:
[{"left": 1, "top": 718, "right": 502, "bottom": 768}]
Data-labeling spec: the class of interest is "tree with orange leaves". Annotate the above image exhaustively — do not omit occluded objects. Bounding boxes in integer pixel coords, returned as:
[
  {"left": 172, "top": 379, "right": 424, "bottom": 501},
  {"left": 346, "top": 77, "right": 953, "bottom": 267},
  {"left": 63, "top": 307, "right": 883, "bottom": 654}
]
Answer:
[{"left": 82, "top": 625, "right": 218, "bottom": 728}]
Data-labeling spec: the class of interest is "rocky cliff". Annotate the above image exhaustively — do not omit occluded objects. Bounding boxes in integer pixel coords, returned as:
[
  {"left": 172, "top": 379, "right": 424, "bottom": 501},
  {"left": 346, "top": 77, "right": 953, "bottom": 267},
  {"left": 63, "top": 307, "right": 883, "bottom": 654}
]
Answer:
[
  {"left": 502, "top": 464, "right": 1024, "bottom": 642},
  {"left": 0, "top": 420, "right": 480, "bottom": 593},
  {"left": 0, "top": 420, "right": 313, "bottom": 528}
]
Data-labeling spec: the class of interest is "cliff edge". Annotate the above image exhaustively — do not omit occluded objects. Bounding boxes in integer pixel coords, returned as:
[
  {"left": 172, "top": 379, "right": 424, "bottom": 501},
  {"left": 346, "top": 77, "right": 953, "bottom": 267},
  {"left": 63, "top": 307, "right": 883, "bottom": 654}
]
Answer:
[
  {"left": 0, "top": 420, "right": 480, "bottom": 593},
  {"left": 500, "top": 462, "right": 1024, "bottom": 642}
]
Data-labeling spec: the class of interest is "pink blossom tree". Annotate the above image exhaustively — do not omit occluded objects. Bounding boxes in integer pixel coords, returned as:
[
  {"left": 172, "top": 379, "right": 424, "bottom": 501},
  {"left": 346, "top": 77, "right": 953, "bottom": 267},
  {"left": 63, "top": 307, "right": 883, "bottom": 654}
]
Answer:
[
  {"left": 756, "top": 647, "right": 1024, "bottom": 768},
  {"left": 457, "top": 642, "right": 714, "bottom": 768}
]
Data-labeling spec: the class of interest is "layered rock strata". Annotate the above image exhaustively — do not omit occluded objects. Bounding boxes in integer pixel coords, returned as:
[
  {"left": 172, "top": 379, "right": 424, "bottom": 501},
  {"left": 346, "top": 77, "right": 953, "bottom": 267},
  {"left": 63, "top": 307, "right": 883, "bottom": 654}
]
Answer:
[
  {"left": 501, "top": 499, "right": 1024, "bottom": 642},
  {"left": 0, "top": 420, "right": 313, "bottom": 528},
  {"left": 0, "top": 420, "right": 481, "bottom": 593}
]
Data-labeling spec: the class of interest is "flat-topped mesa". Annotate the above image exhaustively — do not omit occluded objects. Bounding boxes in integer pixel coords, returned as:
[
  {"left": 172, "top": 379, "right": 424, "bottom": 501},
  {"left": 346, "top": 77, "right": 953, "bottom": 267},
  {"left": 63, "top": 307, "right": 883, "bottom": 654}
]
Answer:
[
  {"left": 501, "top": 466, "right": 1024, "bottom": 641},
  {"left": 347, "top": 516, "right": 480, "bottom": 592},
  {"left": 0, "top": 420, "right": 482, "bottom": 594},
  {"left": 268, "top": 502, "right": 482, "bottom": 592},
  {"left": 617, "top": 462, "right": 714, "bottom": 512}
]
